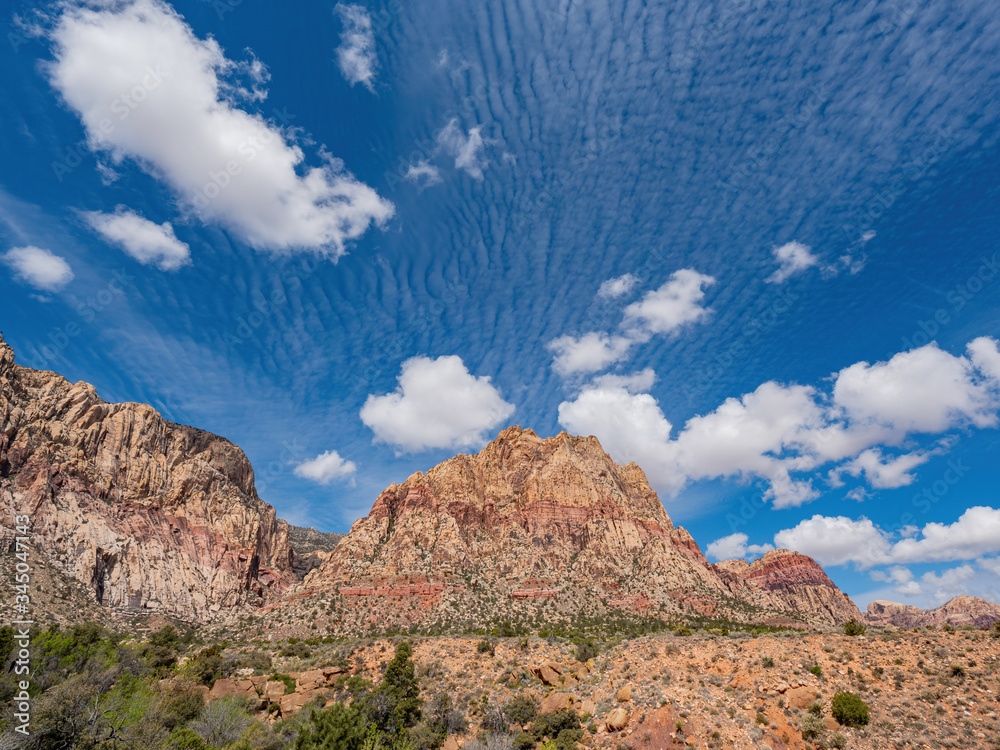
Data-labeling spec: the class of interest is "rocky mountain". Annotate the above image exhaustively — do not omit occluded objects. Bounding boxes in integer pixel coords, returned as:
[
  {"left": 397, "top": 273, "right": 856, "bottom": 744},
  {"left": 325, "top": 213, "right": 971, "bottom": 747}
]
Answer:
[
  {"left": 864, "top": 596, "right": 1000, "bottom": 628},
  {"left": 283, "top": 523, "right": 344, "bottom": 578},
  {"left": 273, "top": 426, "right": 860, "bottom": 633},
  {"left": 0, "top": 333, "right": 294, "bottom": 623}
]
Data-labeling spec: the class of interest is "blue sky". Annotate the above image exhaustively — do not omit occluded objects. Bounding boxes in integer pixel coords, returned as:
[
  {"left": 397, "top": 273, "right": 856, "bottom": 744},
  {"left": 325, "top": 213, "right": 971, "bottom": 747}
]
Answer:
[{"left": 2, "top": 0, "right": 1000, "bottom": 610}]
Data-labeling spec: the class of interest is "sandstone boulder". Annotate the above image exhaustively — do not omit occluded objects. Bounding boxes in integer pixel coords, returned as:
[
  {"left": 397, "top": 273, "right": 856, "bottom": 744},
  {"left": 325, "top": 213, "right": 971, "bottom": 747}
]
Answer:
[
  {"left": 786, "top": 687, "right": 815, "bottom": 710},
  {"left": 606, "top": 708, "right": 629, "bottom": 731},
  {"left": 616, "top": 686, "right": 632, "bottom": 702},
  {"left": 540, "top": 693, "right": 573, "bottom": 713}
]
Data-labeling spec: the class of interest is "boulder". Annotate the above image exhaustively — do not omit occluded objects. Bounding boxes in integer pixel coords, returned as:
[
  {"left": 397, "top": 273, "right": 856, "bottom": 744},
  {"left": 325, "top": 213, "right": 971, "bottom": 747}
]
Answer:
[
  {"left": 280, "top": 689, "right": 322, "bottom": 716},
  {"left": 786, "top": 687, "right": 815, "bottom": 710},
  {"left": 540, "top": 693, "right": 572, "bottom": 713},
  {"left": 579, "top": 699, "right": 597, "bottom": 717},
  {"left": 537, "top": 665, "right": 561, "bottom": 686},
  {"left": 264, "top": 680, "right": 287, "bottom": 702},
  {"left": 616, "top": 686, "right": 632, "bottom": 702},
  {"left": 297, "top": 670, "right": 327, "bottom": 691},
  {"left": 606, "top": 707, "right": 629, "bottom": 731},
  {"left": 209, "top": 679, "right": 240, "bottom": 700}
]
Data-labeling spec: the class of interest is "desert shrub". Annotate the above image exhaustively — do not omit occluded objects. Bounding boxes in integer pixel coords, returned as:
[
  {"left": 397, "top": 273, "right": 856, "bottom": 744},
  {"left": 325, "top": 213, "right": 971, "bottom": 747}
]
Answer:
[
  {"left": 808, "top": 702, "right": 823, "bottom": 716},
  {"left": 531, "top": 710, "right": 580, "bottom": 742},
  {"left": 426, "top": 692, "right": 467, "bottom": 736},
  {"left": 365, "top": 641, "right": 422, "bottom": 734},
  {"left": 505, "top": 696, "right": 538, "bottom": 725},
  {"left": 830, "top": 733, "right": 848, "bottom": 749},
  {"left": 843, "top": 619, "right": 866, "bottom": 637},
  {"left": 831, "top": 691, "right": 869, "bottom": 727},
  {"left": 280, "top": 641, "right": 312, "bottom": 659},
  {"left": 674, "top": 627, "right": 692, "bottom": 636},
  {"left": 294, "top": 702, "right": 369, "bottom": 750},
  {"left": 158, "top": 686, "right": 206, "bottom": 730},
  {"left": 478, "top": 640, "right": 494, "bottom": 655},
  {"left": 270, "top": 673, "right": 296, "bottom": 694},
  {"left": 166, "top": 728, "right": 207, "bottom": 750},
  {"left": 573, "top": 638, "right": 598, "bottom": 663},
  {"left": 800, "top": 713, "right": 825, "bottom": 740},
  {"left": 809, "top": 665, "right": 822, "bottom": 677},
  {"left": 188, "top": 646, "right": 225, "bottom": 687},
  {"left": 409, "top": 723, "right": 445, "bottom": 750},
  {"left": 191, "top": 696, "right": 254, "bottom": 747},
  {"left": 481, "top": 700, "right": 509, "bottom": 734},
  {"left": 234, "top": 650, "right": 273, "bottom": 673},
  {"left": 513, "top": 732, "right": 536, "bottom": 750},
  {"left": 949, "top": 663, "right": 965, "bottom": 678},
  {"left": 761, "top": 657, "right": 774, "bottom": 668}
]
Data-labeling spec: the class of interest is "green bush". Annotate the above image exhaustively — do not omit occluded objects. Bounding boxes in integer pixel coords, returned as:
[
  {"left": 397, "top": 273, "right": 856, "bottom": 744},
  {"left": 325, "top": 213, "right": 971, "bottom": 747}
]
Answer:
[
  {"left": 761, "top": 657, "right": 774, "bottom": 668},
  {"left": 808, "top": 702, "right": 823, "bottom": 716},
  {"left": 831, "top": 691, "right": 869, "bottom": 727},
  {"left": 188, "top": 646, "right": 224, "bottom": 687},
  {"left": 843, "top": 619, "right": 867, "bottom": 636},
  {"left": 809, "top": 665, "right": 822, "bottom": 677},
  {"left": 477, "top": 640, "right": 494, "bottom": 655},
  {"left": 409, "top": 723, "right": 444, "bottom": 750},
  {"left": 166, "top": 728, "right": 207, "bottom": 750},
  {"left": 505, "top": 696, "right": 538, "bottom": 725},
  {"left": 294, "top": 702, "right": 369, "bottom": 750},
  {"left": 831, "top": 733, "right": 848, "bottom": 749},
  {"left": 531, "top": 710, "right": 580, "bottom": 742},
  {"left": 514, "top": 732, "right": 536, "bottom": 750},
  {"left": 269, "top": 673, "right": 296, "bottom": 695}
]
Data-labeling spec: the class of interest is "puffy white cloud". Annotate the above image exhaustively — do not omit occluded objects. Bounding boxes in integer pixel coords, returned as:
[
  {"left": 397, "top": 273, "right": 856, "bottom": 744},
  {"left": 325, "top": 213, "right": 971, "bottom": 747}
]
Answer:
[
  {"left": 833, "top": 341, "right": 999, "bottom": 434},
  {"left": 766, "top": 240, "right": 819, "bottom": 283},
  {"left": 47, "top": 0, "right": 393, "bottom": 255},
  {"left": 1, "top": 246, "right": 73, "bottom": 291},
  {"left": 592, "top": 368, "right": 656, "bottom": 394},
  {"left": 294, "top": 449, "right": 357, "bottom": 484},
  {"left": 888, "top": 506, "right": 1000, "bottom": 564},
  {"left": 773, "top": 515, "right": 891, "bottom": 567},
  {"left": 557, "top": 338, "right": 1000, "bottom": 506},
  {"left": 547, "top": 332, "right": 634, "bottom": 376},
  {"left": 978, "top": 556, "right": 1000, "bottom": 576},
  {"left": 360, "top": 355, "right": 515, "bottom": 452},
  {"left": 404, "top": 160, "right": 443, "bottom": 189},
  {"left": 969, "top": 335, "right": 1000, "bottom": 383},
  {"left": 623, "top": 269, "right": 716, "bottom": 335},
  {"left": 436, "top": 120, "right": 489, "bottom": 179},
  {"left": 334, "top": 4, "right": 377, "bottom": 90},
  {"left": 85, "top": 207, "right": 190, "bottom": 270},
  {"left": 705, "top": 532, "right": 774, "bottom": 561},
  {"left": 598, "top": 273, "right": 639, "bottom": 300},
  {"left": 838, "top": 448, "right": 931, "bottom": 489},
  {"left": 921, "top": 565, "right": 976, "bottom": 604}
]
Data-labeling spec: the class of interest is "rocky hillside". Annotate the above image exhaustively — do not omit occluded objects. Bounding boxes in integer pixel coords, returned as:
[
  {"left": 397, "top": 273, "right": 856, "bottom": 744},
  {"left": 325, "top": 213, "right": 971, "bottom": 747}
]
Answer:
[
  {"left": 283, "top": 523, "right": 344, "bottom": 578},
  {"left": 865, "top": 596, "right": 1000, "bottom": 628},
  {"left": 268, "top": 426, "right": 860, "bottom": 634},
  {"left": 0, "top": 334, "right": 294, "bottom": 622}
]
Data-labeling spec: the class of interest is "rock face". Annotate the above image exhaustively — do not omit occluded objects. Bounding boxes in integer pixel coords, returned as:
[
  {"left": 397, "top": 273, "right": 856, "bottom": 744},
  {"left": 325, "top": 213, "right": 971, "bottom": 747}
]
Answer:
[
  {"left": 714, "top": 549, "right": 863, "bottom": 624},
  {"left": 864, "top": 596, "right": 1000, "bottom": 628},
  {"left": 284, "top": 523, "right": 344, "bottom": 579},
  {"left": 287, "top": 426, "right": 859, "bottom": 631},
  {"left": 0, "top": 334, "right": 293, "bottom": 622}
]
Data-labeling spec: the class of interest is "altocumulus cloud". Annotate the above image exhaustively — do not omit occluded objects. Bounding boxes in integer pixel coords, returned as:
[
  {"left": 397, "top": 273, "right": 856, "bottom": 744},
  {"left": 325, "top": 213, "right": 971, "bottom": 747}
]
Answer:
[
  {"left": 559, "top": 337, "right": 1000, "bottom": 507},
  {"left": 766, "top": 241, "right": 819, "bottom": 284},
  {"left": 360, "top": 355, "right": 515, "bottom": 452},
  {"left": 334, "top": 4, "right": 377, "bottom": 90},
  {"left": 85, "top": 207, "right": 190, "bottom": 270},
  {"left": 294, "top": 449, "right": 357, "bottom": 484},
  {"left": 46, "top": 0, "right": 393, "bottom": 256},
  {"left": 2, "top": 246, "right": 74, "bottom": 292}
]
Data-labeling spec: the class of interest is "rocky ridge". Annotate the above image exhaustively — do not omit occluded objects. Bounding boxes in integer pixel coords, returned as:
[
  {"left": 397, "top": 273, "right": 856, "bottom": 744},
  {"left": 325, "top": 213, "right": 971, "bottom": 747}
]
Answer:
[
  {"left": 0, "top": 334, "right": 294, "bottom": 622},
  {"left": 276, "top": 426, "right": 860, "bottom": 632},
  {"left": 865, "top": 595, "right": 1000, "bottom": 628}
]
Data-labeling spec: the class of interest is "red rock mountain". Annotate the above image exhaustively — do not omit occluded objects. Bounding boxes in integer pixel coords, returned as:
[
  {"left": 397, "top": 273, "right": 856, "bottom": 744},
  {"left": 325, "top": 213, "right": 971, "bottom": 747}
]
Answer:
[
  {"left": 279, "top": 426, "right": 861, "bottom": 632},
  {"left": 864, "top": 596, "right": 1000, "bottom": 628},
  {"left": 0, "top": 334, "right": 293, "bottom": 622}
]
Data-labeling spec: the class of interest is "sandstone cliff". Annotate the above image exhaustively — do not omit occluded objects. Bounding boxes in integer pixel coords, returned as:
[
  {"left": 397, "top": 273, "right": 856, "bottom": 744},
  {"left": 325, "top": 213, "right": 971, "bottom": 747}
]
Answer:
[
  {"left": 276, "top": 426, "right": 860, "bottom": 632},
  {"left": 714, "top": 550, "right": 862, "bottom": 624},
  {"left": 864, "top": 595, "right": 1000, "bottom": 628},
  {"left": 0, "top": 334, "right": 294, "bottom": 622}
]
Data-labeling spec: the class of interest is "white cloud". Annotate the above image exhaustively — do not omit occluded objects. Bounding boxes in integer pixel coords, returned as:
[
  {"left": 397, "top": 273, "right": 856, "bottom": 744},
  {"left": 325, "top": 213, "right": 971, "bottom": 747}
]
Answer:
[
  {"left": 2, "top": 246, "right": 74, "bottom": 291},
  {"left": 547, "top": 332, "right": 634, "bottom": 376},
  {"left": 404, "top": 160, "right": 443, "bottom": 189},
  {"left": 838, "top": 448, "right": 931, "bottom": 489},
  {"left": 334, "top": 4, "right": 377, "bottom": 90},
  {"left": 47, "top": 0, "right": 393, "bottom": 256},
  {"left": 978, "top": 556, "right": 1000, "bottom": 576},
  {"left": 766, "top": 240, "right": 819, "bottom": 284},
  {"left": 436, "top": 120, "right": 488, "bottom": 179},
  {"left": 598, "top": 273, "right": 639, "bottom": 300},
  {"left": 705, "top": 532, "right": 774, "bottom": 561},
  {"left": 294, "top": 449, "right": 357, "bottom": 484},
  {"left": 623, "top": 269, "right": 716, "bottom": 335},
  {"left": 85, "top": 207, "right": 190, "bottom": 270},
  {"left": 360, "top": 355, "right": 515, "bottom": 452},
  {"left": 557, "top": 338, "right": 1000, "bottom": 506},
  {"left": 774, "top": 515, "right": 892, "bottom": 567},
  {"left": 922, "top": 565, "right": 976, "bottom": 604},
  {"left": 592, "top": 368, "right": 656, "bottom": 394},
  {"left": 888, "top": 506, "right": 1000, "bottom": 564},
  {"left": 833, "top": 341, "right": 1000, "bottom": 434}
]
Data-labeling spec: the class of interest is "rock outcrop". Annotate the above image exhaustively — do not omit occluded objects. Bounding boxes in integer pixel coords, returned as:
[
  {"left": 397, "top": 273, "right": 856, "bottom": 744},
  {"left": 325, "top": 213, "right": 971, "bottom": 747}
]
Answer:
[
  {"left": 864, "top": 596, "right": 1000, "bottom": 628},
  {"left": 284, "top": 523, "right": 344, "bottom": 579},
  {"left": 0, "top": 334, "right": 293, "bottom": 622},
  {"left": 714, "top": 549, "right": 863, "bottom": 624},
  {"left": 281, "top": 426, "right": 860, "bottom": 632}
]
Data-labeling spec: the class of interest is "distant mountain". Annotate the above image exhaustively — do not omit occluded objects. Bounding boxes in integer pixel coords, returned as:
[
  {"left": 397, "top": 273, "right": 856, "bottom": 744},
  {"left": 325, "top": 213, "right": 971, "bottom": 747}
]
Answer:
[
  {"left": 865, "top": 596, "right": 1000, "bottom": 628},
  {"left": 0, "top": 333, "right": 293, "bottom": 623},
  {"left": 282, "top": 523, "right": 344, "bottom": 578},
  {"left": 269, "top": 426, "right": 861, "bottom": 634}
]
